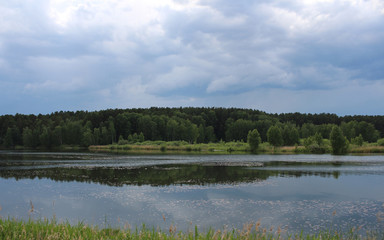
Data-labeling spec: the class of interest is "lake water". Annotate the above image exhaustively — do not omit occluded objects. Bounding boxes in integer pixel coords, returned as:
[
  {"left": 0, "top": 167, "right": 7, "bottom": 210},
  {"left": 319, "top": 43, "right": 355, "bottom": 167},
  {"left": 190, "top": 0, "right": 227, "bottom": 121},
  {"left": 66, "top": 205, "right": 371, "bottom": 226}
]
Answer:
[{"left": 0, "top": 151, "right": 384, "bottom": 234}]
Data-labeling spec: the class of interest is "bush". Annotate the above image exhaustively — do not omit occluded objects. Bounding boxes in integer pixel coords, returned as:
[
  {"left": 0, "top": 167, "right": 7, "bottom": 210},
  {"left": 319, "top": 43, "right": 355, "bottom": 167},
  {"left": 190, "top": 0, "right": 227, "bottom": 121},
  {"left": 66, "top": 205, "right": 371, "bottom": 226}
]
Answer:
[
  {"left": 330, "top": 126, "right": 349, "bottom": 155},
  {"left": 378, "top": 138, "right": 384, "bottom": 146},
  {"left": 351, "top": 134, "right": 364, "bottom": 146},
  {"left": 304, "top": 138, "right": 326, "bottom": 154},
  {"left": 247, "top": 129, "right": 261, "bottom": 152},
  {"left": 303, "top": 133, "right": 328, "bottom": 153},
  {"left": 118, "top": 139, "right": 129, "bottom": 145}
]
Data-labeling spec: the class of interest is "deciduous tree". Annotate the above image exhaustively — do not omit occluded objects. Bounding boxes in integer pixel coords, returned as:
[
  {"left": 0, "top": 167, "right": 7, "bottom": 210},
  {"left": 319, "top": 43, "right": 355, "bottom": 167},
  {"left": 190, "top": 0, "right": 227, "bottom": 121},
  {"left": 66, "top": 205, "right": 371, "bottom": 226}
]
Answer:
[
  {"left": 247, "top": 129, "right": 261, "bottom": 152},
  {"left": 267, "top": 126, "right": 283, "bottom": 147},
  {"left": 330, "top": 126, "right": 348, "bottom": 154}
]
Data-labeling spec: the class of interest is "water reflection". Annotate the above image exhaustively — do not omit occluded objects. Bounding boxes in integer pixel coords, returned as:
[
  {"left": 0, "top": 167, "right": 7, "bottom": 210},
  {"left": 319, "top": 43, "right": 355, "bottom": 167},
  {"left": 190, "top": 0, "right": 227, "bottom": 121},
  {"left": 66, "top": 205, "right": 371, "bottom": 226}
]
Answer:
[
  {"left": 0, "top": 163, "right": 345, "bottom": 186},
  {"left": 1, "top": 151, "right": 384, "bottom": 234},
  {"left": 1, "top": 151, "right": 384, "bottom": 186}
]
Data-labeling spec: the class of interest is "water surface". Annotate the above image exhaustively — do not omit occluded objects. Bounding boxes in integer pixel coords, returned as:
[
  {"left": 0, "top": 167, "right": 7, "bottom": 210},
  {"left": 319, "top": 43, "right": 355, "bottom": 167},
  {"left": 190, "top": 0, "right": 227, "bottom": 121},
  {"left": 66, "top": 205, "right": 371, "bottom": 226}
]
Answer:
[{"left": 0, "top": 151, "right": 383, "bottom": 234}]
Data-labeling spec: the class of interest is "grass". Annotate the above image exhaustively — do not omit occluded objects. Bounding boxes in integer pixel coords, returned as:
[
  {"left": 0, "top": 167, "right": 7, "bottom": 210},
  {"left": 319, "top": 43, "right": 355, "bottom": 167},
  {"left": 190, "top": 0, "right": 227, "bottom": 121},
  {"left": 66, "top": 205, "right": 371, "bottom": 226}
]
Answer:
[
  {"left": 8, "top": 140, "right": 384, "bottom": 155},
  {"left": 349, "top": 145, "right": 384, "bottom": 154},
  {"left": 1, "top": 218, "right": 381, "bottom": 240},
  {"left": 89, "top": 140, "right": 384, "bottom": 155},
  {"left": 89, "top": 141, "right": 315, "bottom": 155},
  {"left": 89, "top": 141, "right": 251, "bottom": 154}
]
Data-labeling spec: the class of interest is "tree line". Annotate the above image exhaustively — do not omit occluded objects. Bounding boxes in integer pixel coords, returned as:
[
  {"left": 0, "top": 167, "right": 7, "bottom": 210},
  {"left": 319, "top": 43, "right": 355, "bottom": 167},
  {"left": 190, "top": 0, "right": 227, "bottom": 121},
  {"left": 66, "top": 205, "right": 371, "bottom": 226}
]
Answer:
[{"left": 0, "top": 107, "right": 383, "bottom": 149}]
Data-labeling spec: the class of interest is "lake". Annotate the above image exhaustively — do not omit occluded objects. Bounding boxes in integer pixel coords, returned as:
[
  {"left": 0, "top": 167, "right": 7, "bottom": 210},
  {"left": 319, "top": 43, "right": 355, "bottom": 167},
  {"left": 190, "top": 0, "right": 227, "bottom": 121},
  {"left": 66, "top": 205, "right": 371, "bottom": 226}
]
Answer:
[{"left": 0, "top": 151, "right": 383, "bottom": 235}]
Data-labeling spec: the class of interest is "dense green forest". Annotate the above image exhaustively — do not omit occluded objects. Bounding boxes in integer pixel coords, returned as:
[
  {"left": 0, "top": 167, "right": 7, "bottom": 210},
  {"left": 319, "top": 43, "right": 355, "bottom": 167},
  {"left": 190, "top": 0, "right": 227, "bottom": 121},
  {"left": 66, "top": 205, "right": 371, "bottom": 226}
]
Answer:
[{"left": 0, "top": 107, "right": 383, "bottom": 149}]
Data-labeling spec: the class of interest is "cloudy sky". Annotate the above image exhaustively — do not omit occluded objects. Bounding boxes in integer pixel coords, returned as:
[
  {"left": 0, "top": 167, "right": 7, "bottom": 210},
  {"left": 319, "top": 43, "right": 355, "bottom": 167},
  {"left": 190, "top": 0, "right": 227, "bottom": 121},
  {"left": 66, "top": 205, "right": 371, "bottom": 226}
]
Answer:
[{"left": 1, "top": 0, "right": 384, "bottom": 116}]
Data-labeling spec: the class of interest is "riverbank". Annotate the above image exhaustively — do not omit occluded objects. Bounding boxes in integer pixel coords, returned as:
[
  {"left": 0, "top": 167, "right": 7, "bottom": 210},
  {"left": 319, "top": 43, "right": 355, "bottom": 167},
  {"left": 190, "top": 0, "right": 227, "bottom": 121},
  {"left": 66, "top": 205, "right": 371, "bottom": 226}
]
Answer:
[
  {"left": 88, "top": 141, "right": 384, "bottom": 155},
  {"left": 0, "top": 218, "right": 379, "bottom": 240},
  {"left": 2, "top": 141, "right": 384, "bottom": 155}
]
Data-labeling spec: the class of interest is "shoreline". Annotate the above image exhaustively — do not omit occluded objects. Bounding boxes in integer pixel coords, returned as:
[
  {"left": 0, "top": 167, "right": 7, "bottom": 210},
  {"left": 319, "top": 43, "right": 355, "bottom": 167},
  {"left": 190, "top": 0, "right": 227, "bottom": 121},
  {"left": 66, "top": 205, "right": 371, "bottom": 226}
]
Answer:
[
  {"left": 2, "top": 141, "right": 384, "bottom": 155},
  {"left": 88, "top": 141, "right": 384, "bottom": 155}
]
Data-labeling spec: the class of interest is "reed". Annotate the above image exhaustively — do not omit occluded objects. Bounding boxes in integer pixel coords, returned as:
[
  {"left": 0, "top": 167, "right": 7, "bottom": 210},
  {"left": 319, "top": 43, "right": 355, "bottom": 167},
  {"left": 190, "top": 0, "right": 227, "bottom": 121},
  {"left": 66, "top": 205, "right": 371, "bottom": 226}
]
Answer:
[
  {"left": 349, "top": 146, "right": 384, "bottom": 154},
  {"left": 0, "top": 218, "right": 382, "bottom": 240},
  {"left": 90, "top": 140, "right": 384, "bottom": 155}
]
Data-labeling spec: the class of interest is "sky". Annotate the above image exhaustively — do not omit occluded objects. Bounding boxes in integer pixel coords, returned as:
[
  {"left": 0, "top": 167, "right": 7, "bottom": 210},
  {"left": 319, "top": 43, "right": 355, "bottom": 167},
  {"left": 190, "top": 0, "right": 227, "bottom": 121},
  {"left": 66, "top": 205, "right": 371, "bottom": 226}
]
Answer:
[{"left": 1, "top": 0, "right": 384, "bottom": 116}]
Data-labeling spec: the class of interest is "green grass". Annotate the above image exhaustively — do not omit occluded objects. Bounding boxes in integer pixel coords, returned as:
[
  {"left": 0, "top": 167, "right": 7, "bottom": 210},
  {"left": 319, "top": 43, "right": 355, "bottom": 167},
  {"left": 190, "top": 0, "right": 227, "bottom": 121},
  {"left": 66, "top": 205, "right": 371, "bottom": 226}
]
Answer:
[
  {"left": 89, "top": 141, "right": 315, "bottom": 155},
  {"left": 349, "top": 144, "right": 384, "bottom": 154},
  {"left": 1, "top": 218, "right": 381, "bottom": 240},
  {"left": 89, "top": 140, "right": 384, "bottom": 155},
  {"left": 89, "top": 141, "right": 251, "bottom": 154}
]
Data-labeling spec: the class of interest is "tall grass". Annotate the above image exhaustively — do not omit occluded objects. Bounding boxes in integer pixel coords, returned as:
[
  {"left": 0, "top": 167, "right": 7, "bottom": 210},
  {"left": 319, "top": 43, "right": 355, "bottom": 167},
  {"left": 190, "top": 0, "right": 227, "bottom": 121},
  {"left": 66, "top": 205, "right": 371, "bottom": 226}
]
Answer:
[
  {"left": 89, "top": 141, "right": 250, "bottom": 154},
  {"left": 89, "top": 140, "right": 384, "bottom": 155},
  {"left": 0, "top": 218, "right": 382, "bottom": 240}
]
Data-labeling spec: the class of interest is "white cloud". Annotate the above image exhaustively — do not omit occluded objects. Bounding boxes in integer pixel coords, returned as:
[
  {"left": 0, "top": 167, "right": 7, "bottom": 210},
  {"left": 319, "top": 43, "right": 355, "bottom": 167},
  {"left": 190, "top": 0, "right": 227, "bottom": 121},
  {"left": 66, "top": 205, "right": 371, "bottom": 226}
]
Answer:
[{"left": 1, "top": 0, "right": 384, "bottom": 115}]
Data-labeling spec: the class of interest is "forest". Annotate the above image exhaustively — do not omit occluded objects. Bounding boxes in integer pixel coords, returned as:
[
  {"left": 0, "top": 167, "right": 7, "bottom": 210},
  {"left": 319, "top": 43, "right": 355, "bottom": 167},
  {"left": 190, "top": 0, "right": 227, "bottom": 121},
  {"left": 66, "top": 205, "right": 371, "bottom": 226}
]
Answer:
[{"left": 0, "top": 107, "right": 383, "bottom": 149}]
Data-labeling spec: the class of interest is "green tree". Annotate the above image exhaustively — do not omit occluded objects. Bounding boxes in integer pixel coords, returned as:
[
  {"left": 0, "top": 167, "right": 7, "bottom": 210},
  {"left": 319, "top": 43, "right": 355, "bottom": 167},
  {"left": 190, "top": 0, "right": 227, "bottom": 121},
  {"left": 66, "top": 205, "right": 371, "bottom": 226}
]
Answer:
[
  {"left": 300, "top": 123, "right": 316, "bottom": 138},
  {"left": 108, "top": 117, "right": 116, "bottom": 143},
  {"left": 185, "top": 121, "right": 199, "bottom": 143},
  {"left": 267, "top": 126, "right": 283, "bottom": 147},
  {"left": 3, "top": 126, "right": 22, "bottom": 148},
  {"left": 152, "top": 115, "right": 167, "bottom": 140},
  {"left": 247, "top": 129, "right": 261, "bottom": 152},
  {"left": 63, "top": 121, "right": 83, "bottom": 145},
  {"left": 197, "top": 124, "right": 205, "bottom": 143},
  {"left": 356, "top": 121, "right": 380, "bottom": 142},
  {"left": 166, "top": 119, "right": 179, "bottom": 141},
  {"left": 39, "top": 127, "right": 52, "bottom": 148},
  {"left": 93, "top": 128, "right": 101, "bottom": 145},
  {"left": 205, "top": 126, "right": 216, "bottom": 142},
  {"left": 351, "top": 134, "right": 363, "bottom": 146},
  {"left": 330, "top": 126, "right": 348, "bottom": 154},
  {"left": 254, "top": 119, "right": 274, "bottom": 142},
  {"left": 313, "top": 132, "right": 323, "bottom": 146},
  {"left": 115, "top": 113, "right": 131, "bottom": 139},
  {"left": 22, "top": 127, "right": 34, "bottom": 148},
  {"left": 138, "top": 132, "right": 145, "bottom": 142},
  {"left": 317, "top": 124, "right": 335, "bottom": 139},
  {"left": 117, "top": 135, "right": 129, "bottom": 145},
  {"left": 101, "top": 126, "right": 110, "bottom": 145},
  {"left": 3, "top": 127, "right": 14, "bottom": 148},
  {"left": 23, "top": 127, "right": 39, "bottom": 148},
  {"left": 81, "top": 128, "right": 94, "bottom": 146},
  {"left": 340, "top": 121, "right": 357, "bottom": 140},
  {"left": 225, "top": 119, "right": 255, "bottom": 142},
  {"left": 138, "top": 115, "right": 157, "bottom": 140},
  {"left": 304, "top": 132, "right": 326, "bottom": 154},
  {"left": 282, "top": 124, "right": 299, "bottom": 146},
  {"left": 52, "top": 126, "right": 63, "bottom": 146}
]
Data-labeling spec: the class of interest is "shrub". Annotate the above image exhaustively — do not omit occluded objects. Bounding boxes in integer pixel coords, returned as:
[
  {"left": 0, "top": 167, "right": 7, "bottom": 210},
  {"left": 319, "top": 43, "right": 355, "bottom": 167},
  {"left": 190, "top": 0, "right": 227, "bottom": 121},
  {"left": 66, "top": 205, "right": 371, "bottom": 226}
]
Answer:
[
  {"left": 247, "top": 129, "right": 261, "bottom": 152},
  {"left": 351, "top": 134, "right": 364, "bottom": 146},
  {"left": 303, "top": 133, "right": 328, "bottom": 154},
  {"left": 330, "top": 126, "right": 349, "bottom": 155},
  {"left": 118, "top": 139, "right": 129, "bottom": 145}
]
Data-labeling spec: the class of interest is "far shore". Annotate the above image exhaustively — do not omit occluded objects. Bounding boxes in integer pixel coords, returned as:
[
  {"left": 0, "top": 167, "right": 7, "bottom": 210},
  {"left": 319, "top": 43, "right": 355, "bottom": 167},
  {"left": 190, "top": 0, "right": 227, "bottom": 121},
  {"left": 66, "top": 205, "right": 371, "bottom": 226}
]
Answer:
[
  {"left": 2, "top": 140, "right": 384, "bottom": 155},
  {"left": 88, "top": 140, "right": 384, "bottom": 155}
]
